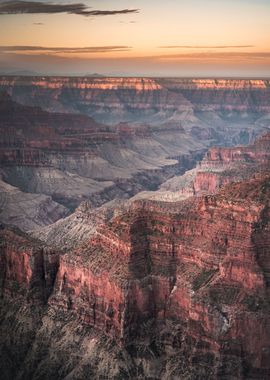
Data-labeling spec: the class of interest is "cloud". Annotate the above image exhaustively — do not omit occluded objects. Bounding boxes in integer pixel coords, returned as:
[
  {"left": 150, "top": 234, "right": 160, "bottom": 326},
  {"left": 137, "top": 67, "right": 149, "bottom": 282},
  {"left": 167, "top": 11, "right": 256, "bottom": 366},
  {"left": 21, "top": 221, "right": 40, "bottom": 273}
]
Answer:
[
  {"left": 0, "top": 45, "right": 132, "bottom": 54},
  {"left": 2, "top": 48, "right": 269, "bottom": 65},
  {"left": 33, "top": 22, "right": 43, "bottom": 25},
  {"left": 0, "top": 1, "right": 139, "bottom": 17},
  {"left": 1, "top": 50, "right": 269, "bottom": 77},
  {"left": 119, "top": 20, "right": 137, "bottom": 24},
  {"left": 154, "top": 52, "right": 270, "bottom": 61},
  {"left": 1, "top": 46, "right": 269, "bottom": 63},
  {"left": 159, "top": 45, "right": 255, "bottom": 49}
]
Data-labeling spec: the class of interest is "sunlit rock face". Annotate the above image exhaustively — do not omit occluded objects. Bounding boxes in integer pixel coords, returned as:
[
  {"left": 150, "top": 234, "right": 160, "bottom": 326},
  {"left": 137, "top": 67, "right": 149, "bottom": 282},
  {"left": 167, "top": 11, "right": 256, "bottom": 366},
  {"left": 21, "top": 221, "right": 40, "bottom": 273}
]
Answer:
[
  {"left": 0, "top": 77, "right": 192, "bottom": 124},
  {"left": 0, "top": 77, "right": 162, "bottom": 90},
  {"left": 159, "top": 78, "right": 270, "bottom": 113},
  {"left": 165, "top": 78, "right": 268, "bottom": 89},
  {"left": 0, "top": 134, "right": 270, "bottom": 378}
]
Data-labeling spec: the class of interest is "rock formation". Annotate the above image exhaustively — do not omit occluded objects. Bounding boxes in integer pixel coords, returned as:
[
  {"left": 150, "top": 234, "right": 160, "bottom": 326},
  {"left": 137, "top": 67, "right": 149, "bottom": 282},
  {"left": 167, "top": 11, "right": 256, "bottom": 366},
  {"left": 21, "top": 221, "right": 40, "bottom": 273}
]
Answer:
[
  {"left": 0, "top": 91, "right": 206, "bottom": 228},
  {"left": 1, "top": 77, "right": 270, "bottom": 230},
  {"left": 0, "top": 133, "right": 269, "bottom": 379},
  {"left": 1, "top": 78, "right": 270, "bottom": 378},
  {"left": 150, "top": 131, "right": 270, "bottom": 203},
  {"left": 1, "top": 77, "right": 270, "bottom": 128}
]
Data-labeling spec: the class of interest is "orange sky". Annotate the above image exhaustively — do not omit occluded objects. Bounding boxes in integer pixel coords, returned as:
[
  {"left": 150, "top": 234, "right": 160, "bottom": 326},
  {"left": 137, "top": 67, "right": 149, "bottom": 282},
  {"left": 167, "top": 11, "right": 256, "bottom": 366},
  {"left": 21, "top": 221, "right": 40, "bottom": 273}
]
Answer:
[{"left": 0, "top": 0, "right": 269, "bottom": 76}]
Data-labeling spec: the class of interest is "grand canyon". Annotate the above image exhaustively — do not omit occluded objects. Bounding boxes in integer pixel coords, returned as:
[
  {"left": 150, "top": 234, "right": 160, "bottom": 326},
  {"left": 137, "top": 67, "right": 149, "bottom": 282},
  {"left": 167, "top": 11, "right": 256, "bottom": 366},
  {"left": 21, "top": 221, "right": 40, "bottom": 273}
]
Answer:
[{"left": 0, "top": 76, "right": 269, "bottom": 379}]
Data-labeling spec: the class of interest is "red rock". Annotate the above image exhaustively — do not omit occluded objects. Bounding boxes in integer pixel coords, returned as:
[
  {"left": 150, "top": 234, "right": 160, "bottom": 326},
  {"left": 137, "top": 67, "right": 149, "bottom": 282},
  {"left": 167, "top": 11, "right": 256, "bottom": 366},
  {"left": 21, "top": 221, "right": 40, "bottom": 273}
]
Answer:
[
  {"left": 189, "top": 132, "right": 270, "bottom": 196},
  {"left": 42, "top": 168, "right": 270, "bottom": 377},
  {"left": 0, "top": 227, "right": 59, "bottom": 302},
  {"left": 0, "top": 133, "right": 270, "bottom": 378}
]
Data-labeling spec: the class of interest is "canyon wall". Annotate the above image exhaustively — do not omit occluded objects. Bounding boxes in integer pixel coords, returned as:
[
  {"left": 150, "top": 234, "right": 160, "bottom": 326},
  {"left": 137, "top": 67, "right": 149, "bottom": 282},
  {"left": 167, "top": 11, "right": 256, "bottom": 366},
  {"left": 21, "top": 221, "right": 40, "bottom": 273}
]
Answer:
[
  {"left": 1, "top": 77, "right": 270, "bottom": 125},
  {"left": 192, "top": 131, "right": 270, "bottom": 195},
  {"left": 1, "top": 77, "right": 269, "bottom": 230},
  {"left": 0, "top": 135, "right": 270, "bottom": 378},
  {"left": 0, "top": 92, "right": 206, "bottom": 229}
]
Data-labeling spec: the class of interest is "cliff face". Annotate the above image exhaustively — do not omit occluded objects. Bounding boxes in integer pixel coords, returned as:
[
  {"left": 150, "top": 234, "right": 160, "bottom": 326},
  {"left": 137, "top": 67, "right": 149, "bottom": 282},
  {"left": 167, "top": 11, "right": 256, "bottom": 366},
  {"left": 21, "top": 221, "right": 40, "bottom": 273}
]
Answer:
[
  {"left": 53, "top": 176, "right": 269, "bottom": 327},
  {"left": 192, "top": 132, "right": 270, "bottom": 195},
  {"left": 49, "top": 172, "right": 269, "bottom": 379},
  {"left": 156, "top": 132, "right": 270, "bottom": 202},
  {"left": 0, "top": 228, "right": 59, "bottom": 302},
  {"left": 160, "top": 78, "right": 270, "bottom": 112},
  {"left": 1, "top": 174, "right": 269, "bottom": 379},
  {"left": 1, "top": 77, "right": 270, "bottom": 125},
  {"left": 0, "top": 77, "right": 192, "bottom": 124}
]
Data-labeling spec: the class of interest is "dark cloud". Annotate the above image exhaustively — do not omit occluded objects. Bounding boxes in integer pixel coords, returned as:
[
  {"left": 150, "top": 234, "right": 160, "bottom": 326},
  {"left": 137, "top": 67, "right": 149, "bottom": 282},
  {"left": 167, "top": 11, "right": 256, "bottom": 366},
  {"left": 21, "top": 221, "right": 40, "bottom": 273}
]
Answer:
[
  {"left": 159, "top": 45, "right": 255, "bottom": 49},
  {"left": 33, "top": 22, "right": 43, "bottom": 25},
  {"left": 0, "top": 1, "right": 139, "bottom": 17},
  {"left": 0, "top": 45, "right": 132, "bottom": 54}
]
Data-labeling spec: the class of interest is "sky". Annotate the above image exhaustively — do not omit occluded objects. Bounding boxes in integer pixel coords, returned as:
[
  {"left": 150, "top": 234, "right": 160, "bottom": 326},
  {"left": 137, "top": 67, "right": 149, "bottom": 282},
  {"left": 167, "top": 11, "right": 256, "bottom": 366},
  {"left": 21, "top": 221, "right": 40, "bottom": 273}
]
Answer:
[{"left": 0, "top": 0, "right": 269, "bottom": 77}]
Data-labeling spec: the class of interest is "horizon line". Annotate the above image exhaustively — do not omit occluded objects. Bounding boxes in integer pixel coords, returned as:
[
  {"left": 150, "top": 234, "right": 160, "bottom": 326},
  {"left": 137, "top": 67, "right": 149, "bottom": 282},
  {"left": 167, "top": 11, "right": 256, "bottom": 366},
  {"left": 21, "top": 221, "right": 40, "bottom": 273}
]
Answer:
[{"left": 0, "top": 73, "right": 270, "bottom": 80}]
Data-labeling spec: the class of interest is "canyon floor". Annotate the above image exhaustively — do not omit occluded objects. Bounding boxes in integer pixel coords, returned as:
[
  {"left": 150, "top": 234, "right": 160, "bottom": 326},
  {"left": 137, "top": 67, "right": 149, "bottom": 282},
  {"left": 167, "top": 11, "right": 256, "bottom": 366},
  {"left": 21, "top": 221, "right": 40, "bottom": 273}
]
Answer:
[{"left": 0, "top": 77, "right": 270, "bottom": 379}]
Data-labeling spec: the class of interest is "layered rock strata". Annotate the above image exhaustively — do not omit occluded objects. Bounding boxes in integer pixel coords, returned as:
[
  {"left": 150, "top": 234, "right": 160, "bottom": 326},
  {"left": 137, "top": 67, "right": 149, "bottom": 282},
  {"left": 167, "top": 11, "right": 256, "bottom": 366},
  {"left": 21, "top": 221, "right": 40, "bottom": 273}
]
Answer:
[
  {"left": 1, "top": 173, "right": 269, "bottom": 378},
  {"left": 0, "top": 85, "right": 270, "bottom": 378},
  {"left": 1, "top": 77, "right": 270, "bottom": 126},
  {"left": 0, "top": 92, "right": 206, "bottom": 229},
  {"left": 149, "top": 132, "right": 270, "bottom": 203}
]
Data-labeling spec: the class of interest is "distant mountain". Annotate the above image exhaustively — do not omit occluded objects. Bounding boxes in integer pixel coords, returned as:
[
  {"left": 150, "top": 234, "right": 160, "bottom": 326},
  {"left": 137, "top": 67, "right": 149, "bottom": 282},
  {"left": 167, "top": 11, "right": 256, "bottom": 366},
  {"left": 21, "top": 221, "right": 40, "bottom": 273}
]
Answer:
[{"left": 0, "top": 69, "right": 40, "bottom": 76}]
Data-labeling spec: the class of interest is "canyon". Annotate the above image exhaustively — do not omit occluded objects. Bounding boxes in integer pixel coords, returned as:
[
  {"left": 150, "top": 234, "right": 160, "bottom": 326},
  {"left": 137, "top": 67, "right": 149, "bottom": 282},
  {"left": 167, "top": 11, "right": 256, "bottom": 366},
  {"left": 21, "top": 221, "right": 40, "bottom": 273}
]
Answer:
[
  {"left": 1, "top": 134, "right": 270, "bottom": 379},
  {"left": 1, "top": 77, "right": 270, "bottom": 231},
  {"left": 0, "top": 90, "right": 205, "bottom": 228},
  {"left": 0, "top": 77, "right": 270, "bottom": 379},
  {"left": 134, "top": 130, "right": 270, "bottom": 203},
  {"left": 1, "top": 77, "right": 270, "bottom": 128}
]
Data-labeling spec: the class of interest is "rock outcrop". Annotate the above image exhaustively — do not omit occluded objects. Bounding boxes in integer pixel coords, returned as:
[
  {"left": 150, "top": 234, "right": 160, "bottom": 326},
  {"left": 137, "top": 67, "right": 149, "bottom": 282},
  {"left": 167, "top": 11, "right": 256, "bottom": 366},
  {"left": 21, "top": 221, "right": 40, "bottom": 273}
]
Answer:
[
  {"left": 0, "top": 134, "right": 270, "bottom": 379},
  {"left": 159, "top": 78, "right": 270, "bottom": 112},
  {"left": 192, "top": 131, "right": 270, "bottom": 195},
  {"left": 47, "top": 175, "right": 269, "bottom": 377},
  {"left": 153, "top": 132, "right": 270, "bottom": 202}
]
